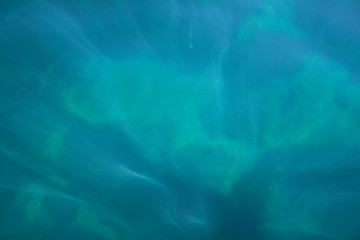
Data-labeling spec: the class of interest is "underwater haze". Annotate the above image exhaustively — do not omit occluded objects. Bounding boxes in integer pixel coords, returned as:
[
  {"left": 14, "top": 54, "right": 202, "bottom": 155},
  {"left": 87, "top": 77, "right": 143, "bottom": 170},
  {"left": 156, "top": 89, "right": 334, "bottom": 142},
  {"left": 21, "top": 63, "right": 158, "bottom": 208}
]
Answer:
[{"left": 1, "top": 0, "right": 360, "bottom": 239}]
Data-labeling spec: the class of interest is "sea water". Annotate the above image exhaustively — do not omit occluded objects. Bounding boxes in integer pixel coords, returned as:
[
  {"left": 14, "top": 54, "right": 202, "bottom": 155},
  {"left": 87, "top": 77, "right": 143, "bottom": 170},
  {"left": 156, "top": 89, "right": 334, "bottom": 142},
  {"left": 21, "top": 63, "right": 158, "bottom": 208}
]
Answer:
[{"left": 0, "top": 1, "right": 360, "bottom": 239}]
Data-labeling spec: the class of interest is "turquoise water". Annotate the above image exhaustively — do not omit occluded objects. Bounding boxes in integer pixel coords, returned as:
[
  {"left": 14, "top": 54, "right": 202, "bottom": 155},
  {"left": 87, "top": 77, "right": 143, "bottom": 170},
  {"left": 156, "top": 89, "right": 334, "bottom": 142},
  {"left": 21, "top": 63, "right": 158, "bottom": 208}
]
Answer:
[{"left": 1, "top": 0, "right": 360, "bottom": 239}]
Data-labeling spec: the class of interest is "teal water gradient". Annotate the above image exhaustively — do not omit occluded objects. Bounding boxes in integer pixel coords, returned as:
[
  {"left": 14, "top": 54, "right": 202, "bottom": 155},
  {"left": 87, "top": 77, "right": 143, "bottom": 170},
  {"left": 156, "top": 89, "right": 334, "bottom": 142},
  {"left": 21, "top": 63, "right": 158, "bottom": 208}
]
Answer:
[{"left": 0, "top": 0, "right": 360, "bottom": 239}]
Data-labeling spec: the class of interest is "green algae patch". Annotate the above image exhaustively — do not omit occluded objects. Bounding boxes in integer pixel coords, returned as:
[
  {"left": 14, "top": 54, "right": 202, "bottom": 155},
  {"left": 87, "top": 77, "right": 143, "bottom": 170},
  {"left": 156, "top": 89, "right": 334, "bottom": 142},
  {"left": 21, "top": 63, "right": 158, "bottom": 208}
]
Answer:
[
  {"left": 45, "top": 125, "right": 66, "bottom": 161},
  {"left": 72, "top": 208, "right": 122, "bottom": 240},
  {"left": 14, "top": 184, "right": 50, "bottom": 223},
  {"left": 63, "top": 56, "right": 212, "bottom": 125},
  {"left": 173, "top": 137, "right": 258, "bottom": 193},
  {"left": 63, "top": 56, "right": 214, "bottom": 162},
  {"left": 62, "top": 55, "right": 269, "bottom": 190}
]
